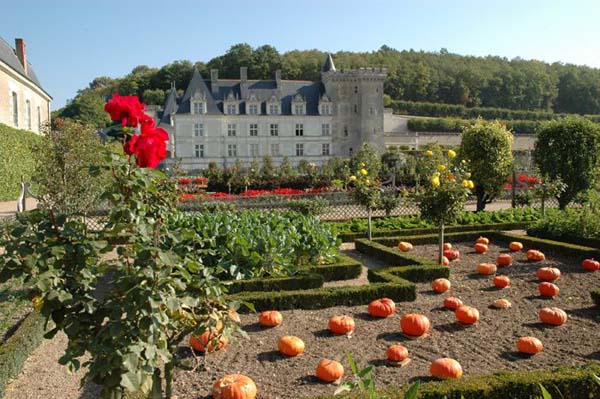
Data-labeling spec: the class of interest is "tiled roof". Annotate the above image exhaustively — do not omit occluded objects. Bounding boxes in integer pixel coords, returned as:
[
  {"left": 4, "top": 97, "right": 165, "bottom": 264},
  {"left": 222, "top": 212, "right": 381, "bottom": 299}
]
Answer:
[{"left": 0, "top": 37, "right": 50, "bottom": 97}]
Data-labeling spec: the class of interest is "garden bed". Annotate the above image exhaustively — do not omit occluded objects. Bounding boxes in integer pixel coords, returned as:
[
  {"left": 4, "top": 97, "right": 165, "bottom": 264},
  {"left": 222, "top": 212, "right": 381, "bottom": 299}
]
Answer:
[{"left": 171, "top": 235, "right": 600, "bottom": 399}]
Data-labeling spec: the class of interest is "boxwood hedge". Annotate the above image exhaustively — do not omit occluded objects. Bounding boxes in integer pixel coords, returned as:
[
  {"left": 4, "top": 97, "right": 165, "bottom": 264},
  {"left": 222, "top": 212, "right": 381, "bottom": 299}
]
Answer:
[{"left": 0, "top": 123, "right": 41, "bottom": 201}]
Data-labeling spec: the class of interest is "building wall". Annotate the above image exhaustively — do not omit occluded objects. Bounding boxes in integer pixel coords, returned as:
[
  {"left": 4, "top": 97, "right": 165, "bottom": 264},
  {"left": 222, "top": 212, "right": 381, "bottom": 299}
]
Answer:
[{"left": 0, "top": 61, "right": 50, "bottom": 133}]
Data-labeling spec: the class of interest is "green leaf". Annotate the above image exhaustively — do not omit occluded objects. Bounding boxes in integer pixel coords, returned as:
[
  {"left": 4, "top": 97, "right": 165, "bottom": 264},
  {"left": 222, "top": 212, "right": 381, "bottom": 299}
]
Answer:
[
  {"left": 345, "top": 351, "right": 359, "bottom": 375},
  {"left": 121, "top": 370, "right": 142, "bottom": 392},
  {"left": 538, "top": 384, "right": 553, "bottom": 399},
  {"left": 403, "top": 380, "right": 420, "bottom": 399},
  {"left": 334, "top": 381, "right": 355, "bottom": 396},
  {"left": 593, "top": 374, "right": 600, "bottom": 387}
]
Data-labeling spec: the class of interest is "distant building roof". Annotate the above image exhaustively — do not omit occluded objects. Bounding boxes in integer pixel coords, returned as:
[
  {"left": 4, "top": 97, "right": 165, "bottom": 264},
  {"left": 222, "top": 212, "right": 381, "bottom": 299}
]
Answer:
[
  {"left": 159, "top": 84, "right": 178, "bottom": 126},
  {"left": 322, "top": 53, "right": 336, "bottom": 72},
  {"left": 0, "top": 37, "right": 51, "bottom": 98}
]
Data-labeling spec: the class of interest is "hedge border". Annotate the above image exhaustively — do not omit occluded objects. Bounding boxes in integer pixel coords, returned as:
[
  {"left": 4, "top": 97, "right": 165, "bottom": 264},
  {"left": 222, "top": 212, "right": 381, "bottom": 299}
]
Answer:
[
  {"left": 0, "top": 311, "right": 46, "bottom": 398},
  {"left": 526, "top": 226, "right": 600, "bottom": 249},
  {"left": 313, "top": 361, "right": 600, "bottom": 399}
]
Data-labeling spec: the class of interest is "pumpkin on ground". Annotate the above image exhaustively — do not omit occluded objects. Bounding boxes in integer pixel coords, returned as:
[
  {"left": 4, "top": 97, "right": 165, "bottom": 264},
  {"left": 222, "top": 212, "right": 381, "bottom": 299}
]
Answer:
[
  {"left": 400, "top": 313, "right": 431, "bottom": 337},
  {"left": 277, "top": 336, "right": 305, "bottom": 357},
  {"left": 476, "top": 237, "right": 490, "bottom": 245},
  {"left": 491, "top": 298, "right": 512, "bottom": 309},
  {"left": 443, "top": 297, "right": 464, "bottom": 310},
  {"left": 432, "top": 278, "right": 451, "bottom": 293},
  {"left": 527, "top": 250, "right": 545, "bottom": 262},
  {"left": 190, "top": 329, "right": 229, "bottom": 353},
  {"left": 443, "top": 243, "right": 453, "bottom": 250},
  {"left": 538, "top": 307, "right": 567, "bottom": 326},
  {"left": 493, "top": 275, "right": 511, "bottom": 288},
  {"left": 477, "top": 262, "right": 497, "bottom": 275},
  {"left": 316, "top": 359, "right": 344, "bottom": 382},
  {"left": 444, "top": 249, "right": 460, "bottom": 261},
  {"left": 212, "top": 374, "right": 257, "bottom": 399},
  {"left": 455, "top": 305, "right": 479, "bottom": 325},
  {"left": 538, "top": 282, "right": 560, "bottom": 297},
  {"left": 474, "top": 243, "right": 489, "bottom": 254},
  {"left": 430, "top": 358, "right": 463, "bottom": 379},
  {"left": 582, "top": 258, "right": 600, "bottom": 271},
  {"left": 386, "top": 344, "right": 409, "bottom": 362},
  {"left": 537, "top": 267, "right": 561, "bottom": 281},
  {"left": 368, "top": 298, "right": 396, "bottom": 318},
  {"left": 328, "top": 315, "right": 355, "bottom": 335},
  {"left": 509, "top": 241, "right": 523, "bottom": 252},
  {"left": 517, "top": 337, "right": 543, "bottom": 355},
  {"left": 497, "top": 254, "right": 513, "bottom": 267},
  {"left": 258, "top": 310, "right": 283, "bottom": 327},
  {"left": 398, "top": 241, "right": 413, "bottom": 252},
  {"left": 436, "top": 255, "right": 451, "bottom": 266}
]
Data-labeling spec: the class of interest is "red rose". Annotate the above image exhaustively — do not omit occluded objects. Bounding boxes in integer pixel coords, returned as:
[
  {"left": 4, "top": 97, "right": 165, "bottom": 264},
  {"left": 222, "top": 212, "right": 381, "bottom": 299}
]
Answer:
[
  {"left": 123, "top": 123, "right": 169, "bottom": 168},
  {"left": 104, "top": 94, "right": 146, "bottom": 127},
  {"left": 123, "top": 134, "right": 138, "bottom": 155}
]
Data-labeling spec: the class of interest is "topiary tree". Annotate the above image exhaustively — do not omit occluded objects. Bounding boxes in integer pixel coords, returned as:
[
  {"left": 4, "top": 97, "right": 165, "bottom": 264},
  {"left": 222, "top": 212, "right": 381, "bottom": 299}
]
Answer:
[
  {"left": 349, "top": 165, "right": 381, "bottom": 240},
  {"left": 350, "top": 143, "right": 381, "bottom": 180},
  {"left": 533, "top": 117, "right": 600, "bottom": 209},
  {"left": 459, "top": 119, "right": 514, "bottom": 211}
]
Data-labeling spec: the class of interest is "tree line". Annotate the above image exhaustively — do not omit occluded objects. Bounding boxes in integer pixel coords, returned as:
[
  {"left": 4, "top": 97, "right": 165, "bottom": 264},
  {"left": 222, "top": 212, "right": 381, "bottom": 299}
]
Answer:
[{"left": 54, "top": 43, "right": 600, "bottom": 127}]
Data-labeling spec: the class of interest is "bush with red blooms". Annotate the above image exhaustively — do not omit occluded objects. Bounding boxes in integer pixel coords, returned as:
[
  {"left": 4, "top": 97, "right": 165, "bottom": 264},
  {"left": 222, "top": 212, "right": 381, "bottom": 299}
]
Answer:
[
  {"left": 178, "top": 178, "right": 192, "bottom": 185},
  {"left": 505, "top": 174, "right": 540, "bottom": 191}
]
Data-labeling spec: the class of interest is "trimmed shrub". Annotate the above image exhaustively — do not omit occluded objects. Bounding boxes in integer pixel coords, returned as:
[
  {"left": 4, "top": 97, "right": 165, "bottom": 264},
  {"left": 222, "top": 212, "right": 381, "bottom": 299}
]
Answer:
[
  {"left": 592, "top": 289, "right": 600, "bottom": 306},
  {"left": 226, "top": 273, "right": 324, "bottom": 294},
  {"left": 0, "top": 123, "right": 42, "bottom": 201},
  {"left": 407, "top": 117, "right": 540, "bottom": 134}
]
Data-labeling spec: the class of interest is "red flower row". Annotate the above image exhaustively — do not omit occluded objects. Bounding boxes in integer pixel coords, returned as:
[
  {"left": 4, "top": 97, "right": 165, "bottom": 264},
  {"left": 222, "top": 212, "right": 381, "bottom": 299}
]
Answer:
[{"left": 178, "top": 177, "right": 208, "bottom": 185}]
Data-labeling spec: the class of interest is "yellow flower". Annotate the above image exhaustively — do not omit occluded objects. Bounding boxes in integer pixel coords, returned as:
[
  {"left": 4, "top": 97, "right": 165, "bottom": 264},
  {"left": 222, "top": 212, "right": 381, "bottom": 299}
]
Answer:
[
  {"left": 365, "top": 179, "right": 371, "bottom": 185},
  {"left": 425, "top": 150, "right": 433, "bottom": 157},
  {"left": 349, "top": 175, "right": 357, "bottom": 182},
  {"left": 433, "top": 172, "right": 441, "bottom": 178},
  {"left": 431, "top": 176, "right": 440, "bottom": 187},
  {"left": 462, "top": 180, "right": 470, "bottom": 188},
  {"left": 437, "top": 164, "right": 446, "bottom": 172},
  {"left": 360, "top": 168, "right": 368, "bottom": 176},
  {"left": 468, "top": 180, "right": 475, "bottom": 189},
  {"left": 448, "top": 149, "right": 456, "bottom": 158}
]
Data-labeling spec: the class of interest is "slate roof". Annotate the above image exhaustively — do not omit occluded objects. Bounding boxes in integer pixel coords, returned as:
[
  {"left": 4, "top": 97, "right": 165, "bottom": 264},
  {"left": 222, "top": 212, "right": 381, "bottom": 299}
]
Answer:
[
  {"left": 176, "top": 68, "right": 325, "bottom": 116},
  {"left": 322, "top": 53, "right": 336, "bottom": 72},
  {"left": 159, "top": 85, "right": 178, "bottom": 126},
  {"left": 0, "top": 37, "right": 50, "bottom": 97}
]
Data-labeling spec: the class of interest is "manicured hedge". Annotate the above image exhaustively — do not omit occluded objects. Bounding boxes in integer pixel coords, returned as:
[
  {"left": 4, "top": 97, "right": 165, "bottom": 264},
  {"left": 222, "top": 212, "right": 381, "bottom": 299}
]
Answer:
[
  {"left": 491, "top": 231, "right": 600, "bottom": 259},
  {"left": 0, "top": 311, "right": 46, "bottom": 398},
  {"left": 592, "top": 288, "right": 600, "bottom": 306},
  {"left": 407, "top": 117, "right": 540, "bottom": 134},
  {"left": 316, "top": 362, "right": 600, "bottom": 399},
  {"left": 369, "top": 265, "right": 449, "bottom": 284},
  {"left": 0, "top": 123, "right": 42, "bottom": 201},
  {"left": 306, "top": 255, "right": 362, "bottom": 282},
  {"left": 527, "top": 226, "right": 600, "bottom": 249},
  {"left": 227, "top": 273, "right": 324, "bottom": 294}
]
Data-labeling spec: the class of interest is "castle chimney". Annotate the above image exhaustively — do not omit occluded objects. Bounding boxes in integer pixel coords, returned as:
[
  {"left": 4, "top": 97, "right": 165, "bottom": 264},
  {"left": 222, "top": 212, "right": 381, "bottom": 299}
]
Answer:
[
  {"left": 275, "top": 69, "right": 281, "bottom": 88},
  {"left": 210, "top": 69, "right": 219, "bottom": 94},
  {"left": 15, "top": 38, "right": 27, "bottom": 74},
  {"left": 240, "top": 67, "right": 247, "bottom": 82}
]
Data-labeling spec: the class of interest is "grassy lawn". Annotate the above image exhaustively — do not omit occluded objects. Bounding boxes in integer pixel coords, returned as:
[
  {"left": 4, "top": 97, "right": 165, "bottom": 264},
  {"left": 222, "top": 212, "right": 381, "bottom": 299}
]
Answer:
[{"left": 0, "top": 277, "right": 31, "bottom": 344}]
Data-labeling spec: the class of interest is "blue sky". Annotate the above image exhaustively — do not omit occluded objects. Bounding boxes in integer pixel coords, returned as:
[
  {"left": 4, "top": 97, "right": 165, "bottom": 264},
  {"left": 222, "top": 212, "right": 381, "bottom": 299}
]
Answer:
[{"left": 3, "top": 0, "right": 600, "bottom": 110}]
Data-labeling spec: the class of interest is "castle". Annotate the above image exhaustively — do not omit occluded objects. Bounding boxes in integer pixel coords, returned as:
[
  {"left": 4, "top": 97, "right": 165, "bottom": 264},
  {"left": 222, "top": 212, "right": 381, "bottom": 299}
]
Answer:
[{"left": 159, "top": 54, "right": 387, "bottom": 170}]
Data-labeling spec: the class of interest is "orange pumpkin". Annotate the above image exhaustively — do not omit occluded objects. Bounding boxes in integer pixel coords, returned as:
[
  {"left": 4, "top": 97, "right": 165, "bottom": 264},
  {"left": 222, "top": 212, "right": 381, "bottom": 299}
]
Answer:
[
  {"left": 398, "top": 241, "right": 413, "bottom": 252},
  {"left": 493, "top": 275, "right": 511, "bottom": 288},
  {"left": 432, "top": 278, "right": 451, "bottom": 294},
  {"left": 400, "top": 313, "right": 431, "bottom": 337},
  {"left": 443, "top": 297, "right": 464, "bottom": 310},
  {"left": 190, "top": 329, "right": 229, "bottom": 353},
  {"left": 368, "top": 298, "right": 396, "bottom": 318},
  {"left": 476, "top": 237, "right": 490, "bottom": 245},
  {"left": 517, "top": 336, "right": 543, "bottom": 355},
  {"left": 430, "top": 358, "right": 463, "bottom": 379},
  {"left": 259, "top": 311, "right": 283, "bottom": 327},
  {"left": 538, "top": 282, "right": 559, "bottom": 297},
  {"left": 536, "top": 267, "right": 561, "bottom": 281},
  {"left": 328, "top": 315, "right": 355, "bottom": 335},
  {"left": 474, "top": 243, "right": 489, "bottom": 254},
  {"left": 444, "top": 249, "right": 460, "bottom": 261},
  {"left": 443, "top": 243, "right": 453, "bottom": 250},
  {"left": 455, "top": 305, "right": 479, "bottom": 325},
  {"left": 436, "top": 255, "right": 451, "bottom": 266},
  {"left": 527, "top": 249, "right": 545, "bottom": 262},
  {"left": 538, "top": 307, "right": 567, "bottom": 326},
  {"left": 497, "top": 254, "right": 513, "bottom": 267},
  {"left": 212, "top": 374, "right": 257, "bottom": 399},
  {"left": 277, "top": 336, "right": 305, "bottom": 357},
  {"left": 491, "top": 298, "right": 512, "bottom": 309},
  {"left": 477, "top": 262, "right": 497, "bottom": 275},
  {"left": 509, "top": 241, "right": 523, "bottom": 252},
  {"left": 582, "top": 258, "right": 600, "bottom": 271},
  {"left": 315, "top": 359, "right": 344, "bottom": 382},
  {"left": 386, "top": 344, "right": 408, "bottom": 362}
]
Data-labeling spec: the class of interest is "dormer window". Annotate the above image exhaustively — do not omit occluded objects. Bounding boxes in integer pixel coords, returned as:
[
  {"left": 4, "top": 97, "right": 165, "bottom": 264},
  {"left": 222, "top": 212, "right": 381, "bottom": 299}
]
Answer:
[
  {"left": 294, "top": 104, "right": 304, "bottom": 115},
  {"left": 193, "top": 102, "right": 205, "bottom": 115},
  {"left": 267, "top": 94, "right": 280, "bottom": 115},
  {"left": 292, "top": 93, "right": 306, "bottom": 115},
  {"left": 248, "top": 104, "right": 259, "bottom": 115},
  {"left": 226, "top": 103, "right": 238, "bottom": 115},
  {"left": 319, "top": 95, "right": 332, "bottom": 115},
  {"left": 268, "top": 103, "right": 279, "bottom": 115},
  {"left": 224, "top": 90, "right": 240, "bottom": 115}
]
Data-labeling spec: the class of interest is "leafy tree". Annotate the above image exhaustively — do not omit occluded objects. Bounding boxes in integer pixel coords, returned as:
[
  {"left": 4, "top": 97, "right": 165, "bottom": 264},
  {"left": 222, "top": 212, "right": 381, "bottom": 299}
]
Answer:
[
  {"left": 251, "top": 45, "right": 282, "bottom": 79},
  {"left": 260, "top": 155, "right": 276, "bottom": 181},
  {"left": 143, "top": 89, "right": 167, "bottom": 105},
  {"left": 279, "top": 156, "right": 296, "bottom": 178},
  {"left": 533, "top": 117, "right": 600, "bottom": 209},
  {"left": 55, "top": 92, "right": 112, "bottom": 127},
  {"left": 459, "top": 119, "right": 514, "bottom": 211},
  {"left": 350, "top": 143, "right": 381, "bottom": 180}
]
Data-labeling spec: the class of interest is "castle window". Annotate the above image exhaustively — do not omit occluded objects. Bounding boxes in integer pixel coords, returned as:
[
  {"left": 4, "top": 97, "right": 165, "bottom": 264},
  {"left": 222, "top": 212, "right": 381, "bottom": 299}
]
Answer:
[
  {"left": 295, "top": 123, "right": 304, "bottom": 136},
  {"left": 228, "top": 144, "right": 237, "bottom": 157},
  {"left": 369, "top": 106, "right": 374, "bottom": 115},
  {"left": 37, "top": 106, "right": 41, "bottom": 131},
  {"left": 270, "top": 143, "right": 280, "bottom": 156},
  {"left": 354, "top": 86, "right": 358, "bottom": 94},
  {"left": 248, "top": 104, "right": 259, "bottom": 115},
  {"left": 249, "top": 143, "right": 259, "bottom": 157},
  {"left": 194, "top": 123, "right": 204, "bottom": 137},
  {"left": 321, "top": 123, "right": 330, "bottom": 136},
  {"left": 26, "top": 100, "right": 31, "bottom": 130},
  {"left": 270, "top": 123, "right": 278, "bottom": 136},
  {"left": 12, "top": 92, "right": 18, "bottom": 127},
  {"left": 344, "top": 126, "right": 348, "bottom": 137},
  {"left": 322, "top": 143, "right": 330, "bottom": 156},
  {"left": 226, "top": 104, "right": 237, "bottom": 115},
  {"left": 294, "top": 104, "right": 304, "bottom": 115},
  {"left": 249, "top": 123, "right": 258, "bottom": 136},
  {"left": 195, "top": 144, "right": 204, "bottom": 158},
  {"left": 354, "top": 104, "right": 358, "bottom": 114},
  {"left": 227, "top": 123, "right": 236, "bottom": 137},
  {"left": 321, "top": 104, "right": 331, "bottom": 115},
  {"left": 193, "top": 102, "right": 204, "bottom": 114},
  {"left": 296, "top": 143, "right": 304, "bottom": 156},
  {"left": 269, "top": 104, "right": 279, "bottom": 115},
  {"left": 349, "top": 147, "right": 353, "bottom": 156}
]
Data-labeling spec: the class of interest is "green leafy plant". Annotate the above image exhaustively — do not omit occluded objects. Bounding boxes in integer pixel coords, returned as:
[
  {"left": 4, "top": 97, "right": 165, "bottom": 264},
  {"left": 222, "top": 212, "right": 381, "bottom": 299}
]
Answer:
[{"left": 0, "top": 123, "right": 41, "bottom": 201}]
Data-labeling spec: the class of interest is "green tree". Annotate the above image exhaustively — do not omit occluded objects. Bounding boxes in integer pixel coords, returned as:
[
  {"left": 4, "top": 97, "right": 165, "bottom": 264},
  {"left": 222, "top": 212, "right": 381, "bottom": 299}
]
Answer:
[
  {"left": 279, "top": 156, "right": 296, "bottom": 178},
  {"left": 459, "top": 119, "right": 514, "bottom": 211},
  {"left": 251, "top": 45, "right": 282, "bottom": 79},
  {"left": 55, "top": 92, "right": 111, "bottom": 127},
  {"left": 350, "top": 143, "right": 381, "bottom": 179},
  {"left": 143, "top": 88, "right": 167, "bottom": 105},
  {"left": 533, "top": 117, "right": 600, "bottom": 209},
  {"left": 261, "top": 155, "right": 276, "bottom": 181}
]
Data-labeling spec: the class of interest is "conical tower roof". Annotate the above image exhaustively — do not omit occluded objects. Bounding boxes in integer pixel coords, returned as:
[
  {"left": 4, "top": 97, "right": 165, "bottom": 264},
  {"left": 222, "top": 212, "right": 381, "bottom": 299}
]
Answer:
[{"left": 322, "top": 53, "right": 336, "bottom": 72}]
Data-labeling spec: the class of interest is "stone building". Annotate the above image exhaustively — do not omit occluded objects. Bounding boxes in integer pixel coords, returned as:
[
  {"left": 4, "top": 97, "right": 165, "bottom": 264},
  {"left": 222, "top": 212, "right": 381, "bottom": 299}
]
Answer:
[
  {"left": 159, "top": 55, "right": 386, "bottom": 170},
  {"left": 0, "top": 38, "right": 51, "bottom": 132}
]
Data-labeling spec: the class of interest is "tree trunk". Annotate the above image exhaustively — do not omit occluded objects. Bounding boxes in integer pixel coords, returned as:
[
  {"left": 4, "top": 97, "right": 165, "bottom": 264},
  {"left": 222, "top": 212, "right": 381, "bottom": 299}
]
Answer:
[
  {"left": 475, "top": 185, "right": 486, "bottom": 212},
  {"left": 438, "top": 222, "right": 444, "bottom": 265},
  {"left": 100, "top": 388, "right": 123, "bottom": 399},
  {"left": 150, "top": 369, "right": 162, "bottom": 399},
  {"left": 165, "top": 363, "right": 174, "bottom": 399},
  {"left": 367, "top": 207, "right": 372, "bottom": 241},
  {"left": 511, "top": 170, "right": 517, "bottom": 208}
]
